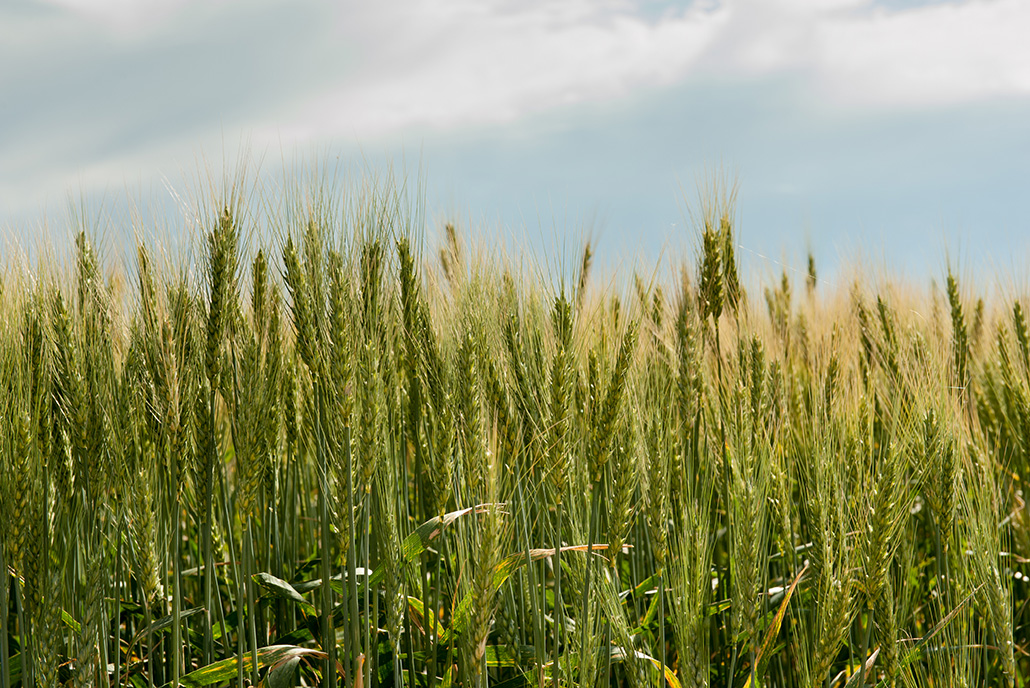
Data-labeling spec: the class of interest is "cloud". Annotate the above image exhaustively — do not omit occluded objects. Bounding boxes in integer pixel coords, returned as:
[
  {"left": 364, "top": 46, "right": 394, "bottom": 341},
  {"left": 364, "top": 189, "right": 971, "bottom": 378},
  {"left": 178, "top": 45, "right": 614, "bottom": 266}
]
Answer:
[
  {"left": 817, "top": 0, "right": 1030, "bottom": 106},
  {"left": 273, "top": 0, "right": 1030, "bottom": 142},
  {"left": 0, "top": 0, "right": 336, "bottom": 215},
  {"left": 0, "top": 0, "right": 731, "bottom": 216},
  {"left": 273, "top": 0, "right": 729, "bottom": 140},
  {"left": 694, "top": 0, "right": 1030, "bottom": 106},
  {"left": 33, "top": 0, "right": 201, "bottom": 33},
  {"left": 3, "top": 0, "right": 1030, "bottom": 222}
]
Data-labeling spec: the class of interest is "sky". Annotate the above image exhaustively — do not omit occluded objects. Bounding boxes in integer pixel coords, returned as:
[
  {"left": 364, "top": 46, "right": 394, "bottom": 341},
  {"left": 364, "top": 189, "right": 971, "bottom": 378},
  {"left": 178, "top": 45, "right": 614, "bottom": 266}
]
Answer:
[{"left": 2, "top": 0, "right": 1029, "bottom": 284}]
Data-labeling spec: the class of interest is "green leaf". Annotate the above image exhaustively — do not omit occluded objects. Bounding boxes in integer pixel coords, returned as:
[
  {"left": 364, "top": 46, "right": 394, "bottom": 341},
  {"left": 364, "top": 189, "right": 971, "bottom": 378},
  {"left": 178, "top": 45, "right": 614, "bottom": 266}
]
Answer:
[
  {"left": 61, "top": 608, "right": 81, "bottom": 633},
  {"left": 253, "top": 572, "right": 315, "bottom": 612},
  {"left": 900, "top": 585, "right": 979, "bottom": 668},
  {"left": 632, "top": 572, "right": 660, "bottom": 597},
  {"left": 179, "top": 645, "right": 327, "bottom": 687},
  {"left": 292, "top": 573, "right": 348, "bottom": 596},
  {"left": 448, "top": 543, "right": 609, "bottom": 640},
  {"left": 260, "top": 657, "right": 302, "bottom": 688},
  {"left": 369, "top": 504, "right": 499, "bottom": 588},
  {"left": 842, "top": 648, "right": 879, "bottom": 688},
  {"left": 484, "top": 645, "right": 537, "bottom": 668},
  {"left": 743, "top": 563, "right": 807, "bottom": 688},
  {"left": 439, "top": 662, "right": 454, "bottom": 688},
  {"left": 610, "top": 647, "right": 683, "bottom": 688},
  {"left": 490, "top": 674, "right": 530, "bottom": 688},
  {"left": 6, "top": 650, "right": 21, "bottom": 686},
  {"left": 407, "top": 595, "right": 446, "bottom": 638},
  {"left": 126, "top": 607, "right": 203, "bottom": 666},
  {"left": 272, "top": 623, "right": 316, "bottom": 646},
  {"left": 630, "top": 588, "right": 661, "bottom": 635}
]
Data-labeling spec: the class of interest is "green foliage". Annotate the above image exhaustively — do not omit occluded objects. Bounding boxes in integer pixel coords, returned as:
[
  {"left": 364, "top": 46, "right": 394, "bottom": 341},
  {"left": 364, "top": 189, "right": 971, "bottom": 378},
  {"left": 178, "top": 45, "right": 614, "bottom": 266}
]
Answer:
[{"left": 0, "top": 173, "right": 1027, "bottom": 688}]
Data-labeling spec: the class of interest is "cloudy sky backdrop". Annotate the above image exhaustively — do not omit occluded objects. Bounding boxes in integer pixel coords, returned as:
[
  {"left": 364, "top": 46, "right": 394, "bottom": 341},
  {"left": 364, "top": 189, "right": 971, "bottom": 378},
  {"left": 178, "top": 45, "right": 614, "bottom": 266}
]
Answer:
[{"left": 3, "top": 0, "right": 1029, "bottom": 281}]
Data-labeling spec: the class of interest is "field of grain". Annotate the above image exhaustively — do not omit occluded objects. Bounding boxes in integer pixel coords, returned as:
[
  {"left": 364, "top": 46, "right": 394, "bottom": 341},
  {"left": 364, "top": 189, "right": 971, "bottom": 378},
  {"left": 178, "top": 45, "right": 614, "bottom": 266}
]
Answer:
[{"left": 1, "top": 174, "right": 1028, "bottom": 687}]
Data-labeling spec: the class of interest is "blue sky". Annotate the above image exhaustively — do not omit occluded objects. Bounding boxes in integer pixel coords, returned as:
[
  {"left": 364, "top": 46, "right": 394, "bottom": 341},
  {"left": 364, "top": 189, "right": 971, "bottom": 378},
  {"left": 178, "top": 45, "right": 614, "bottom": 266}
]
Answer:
[{"left": 2, "top": 0, "right": 1029, "bottom": 283}]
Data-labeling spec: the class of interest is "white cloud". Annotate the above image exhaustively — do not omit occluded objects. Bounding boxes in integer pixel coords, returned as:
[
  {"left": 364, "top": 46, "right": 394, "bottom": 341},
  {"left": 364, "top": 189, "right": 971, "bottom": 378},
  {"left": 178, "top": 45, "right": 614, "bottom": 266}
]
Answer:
[
  {"left": 34, "top": 0, "right": 196, "bottom": 32},
  {"left": 273, "top": 0, "right": 729, "bottom": 141},
  {"left": 691, "top": 0, "right": 1030, "bottom": 106},
  {"left": 268, "top": 0, "right": 1030, "bottom": 143},
  {"left": 816, "top": 0, "right": 1030, "bottom": 106},
  {"left": 4, "top": 0, "right": 1030, "bottom": 221}
]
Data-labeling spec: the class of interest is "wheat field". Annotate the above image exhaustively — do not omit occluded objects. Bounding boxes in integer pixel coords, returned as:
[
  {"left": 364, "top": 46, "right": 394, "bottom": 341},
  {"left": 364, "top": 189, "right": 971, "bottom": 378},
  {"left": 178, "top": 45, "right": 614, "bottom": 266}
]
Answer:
[{"left": 0, "top": 172, "right": 1027, "bottom": 688}]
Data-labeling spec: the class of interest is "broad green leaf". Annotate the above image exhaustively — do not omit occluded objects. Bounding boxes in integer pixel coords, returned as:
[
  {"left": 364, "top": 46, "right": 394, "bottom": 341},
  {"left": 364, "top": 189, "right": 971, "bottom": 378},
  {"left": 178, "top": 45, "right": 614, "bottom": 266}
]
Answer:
[
  {"left": 179, "top": 645, "right": 327, "bottom": 687},
  {"left": 407, "top": 595, "right": 446, "bottom": 637},
  {"left": 260, "top": 656, "right": 302, "bottom": 688},
  {"left": 253, "top": 572, "right": 315, "bottom": 612},
  {"left": 368, "top": 504, "right": 499, "bottom": 589},
  {"left": 293, "top": 572, "right": 365, "bottom": 596}
]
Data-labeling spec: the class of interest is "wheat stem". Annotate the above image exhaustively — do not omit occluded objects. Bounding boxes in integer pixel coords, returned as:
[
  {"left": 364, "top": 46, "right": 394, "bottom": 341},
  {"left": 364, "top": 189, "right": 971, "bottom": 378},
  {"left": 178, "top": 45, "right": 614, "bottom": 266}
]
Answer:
[{"left": 1, "top": 546, "right": 9, "bottom": 688}]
